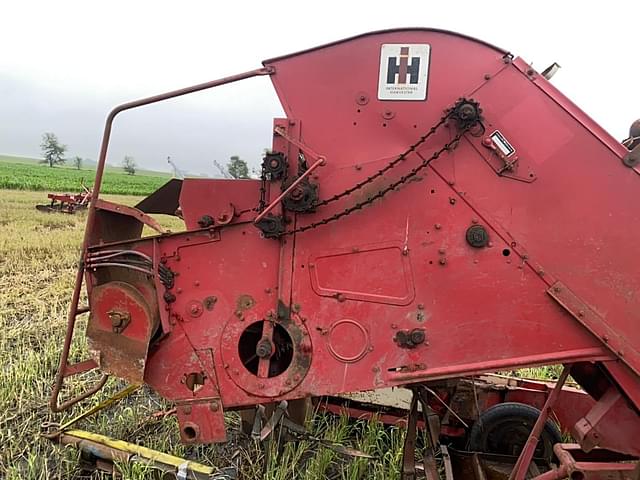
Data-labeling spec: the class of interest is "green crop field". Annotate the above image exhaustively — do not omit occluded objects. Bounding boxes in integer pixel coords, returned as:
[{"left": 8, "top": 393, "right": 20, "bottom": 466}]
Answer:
[{"left": 0, "top": 159, "right": 171, "bottom": 196}]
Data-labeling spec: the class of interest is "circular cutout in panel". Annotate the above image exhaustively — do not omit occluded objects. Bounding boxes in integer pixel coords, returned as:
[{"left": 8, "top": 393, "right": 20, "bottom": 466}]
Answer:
[
  {"left": 327, "top": 319, "right": 369, "bottom": 363},
  {"left": 221, "top": 316, "right": 312, "bottom": 397},
  {"left": 238, "top": 321, "right": 294, "bottom": 378}
]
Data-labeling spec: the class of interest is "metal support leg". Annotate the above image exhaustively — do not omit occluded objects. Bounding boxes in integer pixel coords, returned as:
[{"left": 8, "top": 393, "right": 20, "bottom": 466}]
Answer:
[
  {"left": 401, "top": 387, "right": 442, "bottom": 480},
  {"left": 401, "top": 393, "right": 419, "bottom": 480},
  {"left": 508, "top": 364, "right": 571, "bottom": 480}
]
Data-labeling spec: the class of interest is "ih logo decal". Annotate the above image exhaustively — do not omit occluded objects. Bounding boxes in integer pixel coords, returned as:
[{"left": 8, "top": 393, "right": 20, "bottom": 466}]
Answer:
[
  {"left": 387, "top": 47, "right": 421, "bottom": 84},
  {"left": 378, "top": 44, "right": 430, "bottom": 101}
]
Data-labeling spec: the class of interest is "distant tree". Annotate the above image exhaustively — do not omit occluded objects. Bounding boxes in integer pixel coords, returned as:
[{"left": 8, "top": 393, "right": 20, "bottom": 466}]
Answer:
[
  {"left": 227, "top": 155, "right": 249, "bottom": 179},
  {"left": 73, "top": 156, "right": 83, "bottom": 170},
  {"left": 122, "top": 155, "right": 136, "bottom": 175},
  {"left": 40, "top": 132, "right": 67, "bottom": 167}
]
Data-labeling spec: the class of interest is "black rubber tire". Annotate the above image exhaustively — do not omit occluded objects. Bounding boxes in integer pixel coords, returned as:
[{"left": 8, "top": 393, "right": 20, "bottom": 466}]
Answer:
[{"left": 468, "top": 402, "right": 562, "bottom": 461}]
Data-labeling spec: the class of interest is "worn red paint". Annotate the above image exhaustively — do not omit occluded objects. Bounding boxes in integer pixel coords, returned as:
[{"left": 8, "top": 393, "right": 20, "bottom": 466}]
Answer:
[{"left": 51, "top": 28, "right": 640, "bottom": 462}]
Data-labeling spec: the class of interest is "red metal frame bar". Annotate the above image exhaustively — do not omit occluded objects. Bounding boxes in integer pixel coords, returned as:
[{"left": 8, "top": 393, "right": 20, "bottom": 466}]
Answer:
[
  {"left": 532, "top": 444, "right": 639, "bottom": 480},
  {"left": 273, "top": 125, "right": 326, "bottom": 163},
  {"left": 254, "top": 156, "right": 326, "bottom": 223},
  {"left": 94, "top": 199, "right": 167, "bottom": 234},
  {"left": 50, "top": 66, "right": 275, "bottom": 412},
  {"left": 508, "top": 364, "right": 571, "bottom": 480}
]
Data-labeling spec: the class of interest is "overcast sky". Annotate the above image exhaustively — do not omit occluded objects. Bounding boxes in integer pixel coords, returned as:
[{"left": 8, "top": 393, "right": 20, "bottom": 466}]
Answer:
[{"left": 1, "top": 1, "right": 638, "bottom": 174}]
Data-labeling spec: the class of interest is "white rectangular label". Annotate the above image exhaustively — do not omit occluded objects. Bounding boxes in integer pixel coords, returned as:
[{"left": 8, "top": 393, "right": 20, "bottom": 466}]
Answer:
[
  {"left": 378, "top": 44, "right": 430, "bottom": 101},
  {"left": 490, "top": 130, "right": 516, "bottom": 157}
]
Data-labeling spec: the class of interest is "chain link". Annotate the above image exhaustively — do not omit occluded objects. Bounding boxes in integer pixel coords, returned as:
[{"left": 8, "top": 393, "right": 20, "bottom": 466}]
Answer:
[
  {"left": 252, "top": 98, "right": 480, "bottom": 238},
  {"left": 314, "top": 113, "right": 449, "bottom": 209},
  {"left": 283, "top": 128, "right": 467, "bottom": 236}
]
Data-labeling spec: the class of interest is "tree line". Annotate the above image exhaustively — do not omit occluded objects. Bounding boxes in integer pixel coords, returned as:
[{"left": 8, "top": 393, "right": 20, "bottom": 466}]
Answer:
[{"left": 40, "top": 131, "right": 252, "bottom": 178}]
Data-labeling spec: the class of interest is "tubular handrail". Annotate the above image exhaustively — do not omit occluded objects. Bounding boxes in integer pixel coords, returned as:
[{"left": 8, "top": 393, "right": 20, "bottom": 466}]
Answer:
[{"left": 50, "top": 66, "right": 275, "bottom": 412}]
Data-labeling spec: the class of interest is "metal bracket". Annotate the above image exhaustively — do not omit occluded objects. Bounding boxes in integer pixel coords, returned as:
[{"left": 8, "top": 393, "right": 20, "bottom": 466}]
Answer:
[{"left": 547, "top": 281, "right": 639, "bottom": 377}]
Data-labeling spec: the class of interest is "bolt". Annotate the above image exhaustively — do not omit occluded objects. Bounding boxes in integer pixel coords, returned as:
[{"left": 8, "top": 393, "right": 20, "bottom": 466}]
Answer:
[
  {"left": 336, "top": 293, "right": 346, "bottom": 302},
  {"left": 417, "top": 303, "right": 424, "bottom": 310},
  {"left": 449, "top": 197, "right": 456, "bottom": 205},
  {"left": 410, "top": 329, "right": 425, "bottom": 345},
  {"left": 204, "top": 296, "right": 217, "bottom": 310},
  {"left": 439, "top": 257, "right": 447, "bottom": 265},
  {"left": 256, "top": 339, "right": 273, "bottom": 358},
  {"left": 258, "top": 383, "right": 265, "bottom": 389},
  {"left": 438, "top": 248, "right": 446, "bottom": 254},
  {"left": 434, "top": 223, "right": 442, "bottom": 230},
  {"left": 372, "top": 367, "right": 380, "bottom": 373},
  {"left": 292, "top": 303, "right": 301, "bottom": 313},
  {"left": 391, "top": 323, "right": 398, "bottom": 329},
  {"left": 578, "top": 310, "right": 585, "bottom": 317},
  {"left": 484, "top": 73, "right": 491, "bottom": 80},
  {"left": 471, "top": 218, "right": 478, "bottom": 224},
  {"left": 602, "top": 335, "right": 609, "bottom": 343},
  {"left": 210, "top": 401, "right": 219, "bottom": 412},
  {"left": 183, "top": 405, "right": 192, "bottom": 415},
  {"left": 355, "top": 164, "right": 362, "bottom": 170},
  {"left": 265, "top": 288, "right": 272, "bottom": 294},
  {"left": 554, "top": 286, "right": 562, "bottom": 293}
]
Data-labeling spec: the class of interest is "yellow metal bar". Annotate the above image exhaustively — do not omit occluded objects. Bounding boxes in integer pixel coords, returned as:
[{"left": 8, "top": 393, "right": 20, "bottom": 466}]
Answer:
[
  {"left": 58, "top": 384, "right": 140, "bottom": 432},
  {"left": 64, "top": 429, "right": 214, "bottom": 475}
]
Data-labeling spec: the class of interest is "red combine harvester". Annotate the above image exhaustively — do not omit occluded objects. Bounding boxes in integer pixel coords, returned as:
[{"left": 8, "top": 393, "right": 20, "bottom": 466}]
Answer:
[{"left": 48, "top": 29, "right": 640, "bottom": 479}]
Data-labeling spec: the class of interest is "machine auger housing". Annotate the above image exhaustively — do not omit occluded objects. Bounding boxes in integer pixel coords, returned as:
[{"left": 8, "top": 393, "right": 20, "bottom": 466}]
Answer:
[{"left": 50, "top": 29, "right": 640, "bottom": 478}]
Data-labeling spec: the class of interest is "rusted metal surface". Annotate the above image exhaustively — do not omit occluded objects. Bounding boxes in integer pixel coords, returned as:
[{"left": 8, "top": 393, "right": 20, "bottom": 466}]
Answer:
[
  {"left": 51, "top": 28, "right": 640, "bottom": 464},
  {"left": 86, "top": 281, "right": 159, "bottom": 384},
  {"left": 95, "top": 199, "right": 166, "bottom": 235},
  {"left": 531, "top": 444, "right": 639, "bottom": 480},
  {"left": 35, "top": 186, "right": 91, "bottom": 213}
]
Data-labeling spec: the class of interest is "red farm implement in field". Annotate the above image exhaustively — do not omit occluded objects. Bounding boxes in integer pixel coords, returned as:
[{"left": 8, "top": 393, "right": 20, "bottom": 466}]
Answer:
[
  {"left": 48, "top": 29, "right": 640, "bottom": 479},
  {"left": 35, "top": 184, "right": 91, "bottom": 214}
]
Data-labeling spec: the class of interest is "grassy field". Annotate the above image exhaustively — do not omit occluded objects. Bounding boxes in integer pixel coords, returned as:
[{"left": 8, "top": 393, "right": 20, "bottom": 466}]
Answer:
[
  {"left": 0, "top": 161, "right": 170, "bottom": 196},
  {"left": 0, "top": 189, "right": 417, "bottom": 480}
]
